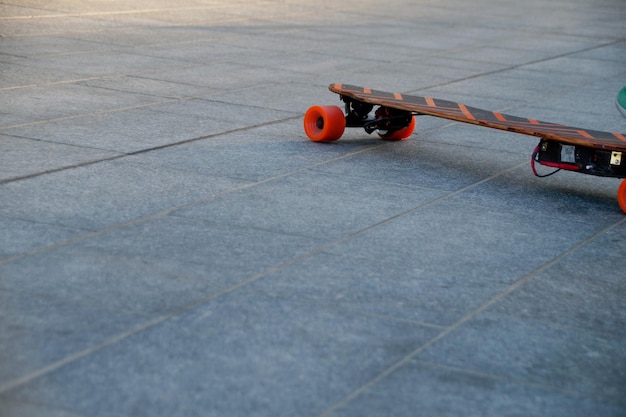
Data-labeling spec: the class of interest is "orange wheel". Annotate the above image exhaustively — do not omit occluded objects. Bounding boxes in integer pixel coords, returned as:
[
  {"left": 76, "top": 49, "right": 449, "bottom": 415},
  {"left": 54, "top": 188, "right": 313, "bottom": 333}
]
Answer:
[
  {"left": 303, "top": 105, "right": 346, "bottom": 142},
  {"left": 618, "top": 180, "right": 626, "bottom": 214},
  {"left": 378, "top": 115, "right": 416, "bottom": 141}
]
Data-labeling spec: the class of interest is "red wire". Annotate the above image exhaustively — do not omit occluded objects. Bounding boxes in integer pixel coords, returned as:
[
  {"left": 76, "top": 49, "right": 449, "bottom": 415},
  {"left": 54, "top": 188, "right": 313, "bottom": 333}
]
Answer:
[{"left": 531, "top": 146, "right": 579, "bottom": 177}]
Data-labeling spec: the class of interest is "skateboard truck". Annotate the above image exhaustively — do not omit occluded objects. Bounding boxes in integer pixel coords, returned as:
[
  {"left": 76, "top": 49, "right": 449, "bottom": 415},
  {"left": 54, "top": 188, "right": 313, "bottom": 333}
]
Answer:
[{"left": 342, "top": 96, "right": 413, "bottom": 135}]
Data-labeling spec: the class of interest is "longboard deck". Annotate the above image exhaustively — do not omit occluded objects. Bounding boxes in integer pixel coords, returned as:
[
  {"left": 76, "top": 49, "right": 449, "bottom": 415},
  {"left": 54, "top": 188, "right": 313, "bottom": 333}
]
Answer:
[{"left": 330, "top": 83, "right": 626, "bottom": 152}]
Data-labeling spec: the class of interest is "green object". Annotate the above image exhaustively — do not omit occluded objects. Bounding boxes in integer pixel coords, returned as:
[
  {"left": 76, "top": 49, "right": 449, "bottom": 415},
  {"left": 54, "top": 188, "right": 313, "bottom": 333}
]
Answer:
[{"left": 617, "top": 86, "right": 626, "bottom": 118}]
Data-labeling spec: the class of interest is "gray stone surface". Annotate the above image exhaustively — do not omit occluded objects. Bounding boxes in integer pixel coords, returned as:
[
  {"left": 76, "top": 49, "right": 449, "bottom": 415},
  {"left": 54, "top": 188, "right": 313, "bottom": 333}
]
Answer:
[
  {"left": 0, "top": 216, "right": 84, "bottom": 259},
  {"left": 0, "top": 134, "right": 121, "bottom": 182},
  {"left": 0, "top": 158, "right": 248, "bottom": 230},
  {"left": 325, "top": 361, "right": 622, "bottom": 417},
  {"left": 3, "top": 288, "right": 440, "bottom": 417},
  {"left": 1, "top": 0, "right": 625, "bottom": 416},
  {"left": 0, "top": 289, "right": 146, "bottom": 383}
]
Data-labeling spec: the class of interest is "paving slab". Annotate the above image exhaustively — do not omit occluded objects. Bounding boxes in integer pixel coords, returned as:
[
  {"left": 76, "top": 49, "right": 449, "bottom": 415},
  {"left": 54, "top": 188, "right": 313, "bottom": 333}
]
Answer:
[
  {"left": 309, "top": 137, "right": 531, "bottom": 191},
  {"left": 173, "top": 169, "right": 447, "bottom": 240},
  {"left": 0, "top": 157, "right": 248, "bottom": 230},
  {"left": 0, "top": 215, "right": 324, "bottom": 316},
  {"left": 126, "top": 121, "right": 377, "bottom": 182},
  {"left": 0, "top": 15, "right": 129, "bottom": 38},
  {"left": 0, "top": 36, "right": 116, "bottom": 59},
  {"left": 2, "top": 97, "right": 299, "bottom": 154},
  {"left": 324, "top": 361, "right": 622, "bottom": 417},
  {"left": 0, "top": 289, "right": 146, "bottom": 384},
  {"left": 0, "top": 62, "right": 86, "bottom": 90},
  {"left": 0, "top": 216, "right": 85, "bottom": 260},
  {"left": 1, "top": 0, "right": 625, "bottom": 416},
  {"left": 0, "top": 82, "right": 165, "bottom": 122},
  {"left": 1, "top": 287, "right": 440, "bottom": 417},
  {"left": 0, "top": 400, "right": 85, "bottom": 417},
  {"left": 416, "top": 312, "right": 626, "bottom": 406},
  {"left": 486, "top": 225, "right": 626, "bottom": 338},
  {"left": 0, "top": 134, "right": 121, "bottom": 182},
  {"left": 76, "top": 75, "right": 221, "bottom": 100}
]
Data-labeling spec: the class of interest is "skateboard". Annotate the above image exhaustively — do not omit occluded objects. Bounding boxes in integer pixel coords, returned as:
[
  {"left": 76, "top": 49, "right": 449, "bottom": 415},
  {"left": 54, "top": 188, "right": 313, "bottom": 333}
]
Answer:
[{"left": 304, "top": 83, "right": 626, "bottom": 213}]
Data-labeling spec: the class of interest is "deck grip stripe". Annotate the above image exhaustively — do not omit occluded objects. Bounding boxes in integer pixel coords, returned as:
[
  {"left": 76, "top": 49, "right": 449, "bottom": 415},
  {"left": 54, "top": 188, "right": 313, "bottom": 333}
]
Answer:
[
  {"left": 577, "top": 130, "right": 594, "bottom": 139},
  {"left": 493, "top": 112, "right": 507, "bottom": 122},
  {"left": 393, "top": 93, "right": 403, "bottom": 100},
  {"left": 458, "top": 103, "right": 476, "bottom": 121},
  {"left": 614, "top": 133, "right": 626, "bottom": 142},
  {"left": 425, "top": 97, "right": 436, "bottom": 107}
]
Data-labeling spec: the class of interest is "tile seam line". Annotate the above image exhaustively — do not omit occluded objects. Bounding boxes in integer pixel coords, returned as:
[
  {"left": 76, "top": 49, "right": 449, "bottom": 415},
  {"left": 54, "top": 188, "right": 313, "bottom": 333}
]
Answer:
[
  {"left": 158, "top": 162, "right": 531, "bottom": 310},
  {"left": 3, "top": 37, "right": 618, "bottom": 93},
  {"left": 406, "top": 38, "right": 626, "bottom": 95},
  {"left": 410, "top": 359, "right": 626, "bottom": 405},
  {"left": 0, "top": 6, "right": 233, "bottom": 20},
  {"left": 0, "top": 92, "right": 522, "bottom": 186},
  {"left": 0, "top": 141, "right": 520, "bottom": 266},
  {"left": 0, "top": 79, "right": 286, "bottom": 132},
  {"left": 314, "top": 215, "right": 626, "bottom": 417},
  {"left": 4, "top": 128, "right": 527, "bottom": 263},
  {"left": 0, "top": 139, "right": 384, "bottom": 267},
  {"left": 0, "top": 62, "right": 203, "bottom": 92},
  {"left": 0, "top": 113, "right": 302, "bottom": 186},
  {"left": 0, "top": 150, "right": 397, "bottom": 395},
  {"left": 0, "top": 159, "right": 526, "bottom": 394},
  {"left": 0, "top": 99, "right": 181, "bottom": 131},
  {"left": 0, "top": 73, "right": 245, "bottom": 125}
]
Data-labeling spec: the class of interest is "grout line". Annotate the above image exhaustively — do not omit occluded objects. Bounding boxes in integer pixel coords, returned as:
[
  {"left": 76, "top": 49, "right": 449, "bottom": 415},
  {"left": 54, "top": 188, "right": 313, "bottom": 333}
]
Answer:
[
  {"left": 348, "top": 312, "right": 448, "bottom": 331},
  {"left": 0, "top": 313, "right": 171, "bottom": 394},
  {"left": 407, "top": 39, "right": 626, "bottom": 97},
  {"left": 0, "top": 156, "right": 527, "bottom": 394},
  {"left": 0, "top": 6, "right": 235, "bottom": 20},
  {"left": 0, "top": 61, "right": 204, "bottom": 92},
  {"left": 0, "top": 99, "right": 180, "bottom": 131},
  {"left": 0, "top": 113, "right": 302, "bottom": 186},
  {"left": 315, "top": 215, "right": 626, "bottom": 417},
  {"left": 0, "top": 137, "right": 382, "bottom": 267},
  {"left": 409, "top": 359, "right": 615, "bottom": 402}
]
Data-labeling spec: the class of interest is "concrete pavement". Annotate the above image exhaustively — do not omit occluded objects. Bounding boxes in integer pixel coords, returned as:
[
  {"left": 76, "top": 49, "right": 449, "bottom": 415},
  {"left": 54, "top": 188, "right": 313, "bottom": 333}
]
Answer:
[{"left": 1, "top": 1, "right": 625, "bottom": 416}]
